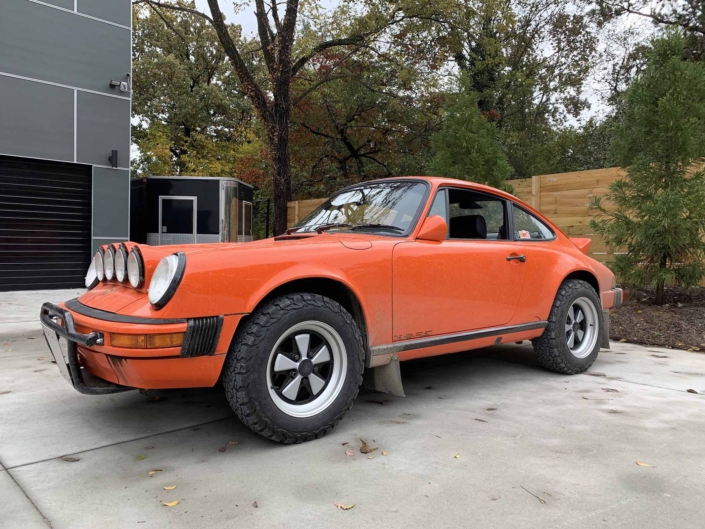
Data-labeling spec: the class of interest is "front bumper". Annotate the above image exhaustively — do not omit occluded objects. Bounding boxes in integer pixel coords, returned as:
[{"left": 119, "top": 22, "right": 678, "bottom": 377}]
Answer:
[
  {"left": 40, "top": 303, "right": 131, "bottom": 395},
  {"left": 40, "top": 301, "right": 240, "bottom": 393}
]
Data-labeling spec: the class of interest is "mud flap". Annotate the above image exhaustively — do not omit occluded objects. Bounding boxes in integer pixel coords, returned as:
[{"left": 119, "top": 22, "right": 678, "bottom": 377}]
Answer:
[
  {"left": 363, "top": 354, "right": 406, "bottom": 398},
  {"left": 601, "top": 309, "right": 610, "bottom": 350}
]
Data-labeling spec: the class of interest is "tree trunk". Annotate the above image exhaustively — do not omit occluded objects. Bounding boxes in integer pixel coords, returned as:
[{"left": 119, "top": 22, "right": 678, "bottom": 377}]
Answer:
[
  {"left": 655, "top": 279, "right": 665, "bottom": 305},
  {"left": 268, "top": 107, "right": 292, "bottom": 236},
  {"left": 654, "top": 254, "right": 668, "bottom": 305}
]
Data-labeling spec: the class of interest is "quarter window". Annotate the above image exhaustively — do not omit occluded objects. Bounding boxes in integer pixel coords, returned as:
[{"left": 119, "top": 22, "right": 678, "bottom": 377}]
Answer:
[
  {"left": 512, "top": 205, "right": 554, "bottom": 240},
  {"left": 428, "top": 189, "right": 448, "bottom": 219}
]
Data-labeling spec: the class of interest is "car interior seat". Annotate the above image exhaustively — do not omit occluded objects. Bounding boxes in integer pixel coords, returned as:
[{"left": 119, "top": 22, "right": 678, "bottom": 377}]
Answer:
[{"left": 449, "top": 215, "right": 487, "bottom": 239}]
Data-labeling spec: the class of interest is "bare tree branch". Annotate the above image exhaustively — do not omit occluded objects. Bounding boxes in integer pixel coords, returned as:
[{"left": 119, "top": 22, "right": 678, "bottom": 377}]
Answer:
[{"left": 133, "top": 0, "right": 213, "bottom": 23}]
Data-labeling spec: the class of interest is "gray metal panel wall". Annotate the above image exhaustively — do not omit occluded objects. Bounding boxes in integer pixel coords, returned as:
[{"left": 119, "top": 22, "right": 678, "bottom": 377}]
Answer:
[
  {"left": 0, "top": 76, "right": 74, "bottom": 162},
  {"left": 0, "top": 1, "right": 131, "bottom": 96},
  {"left": 92, "top": 167, "right": 130, "bottom": 241},
  {"left": 77, "top": 93, "right": 131, "bottom": 168},
  {"left": 41, "top": 0, "right": 74, "bottom": 9},
  {"left": 78, "top": 0, "right": 132, "bottom": 27},
  {"left": 0, "top": 0, "right": 133, "bottom": 275}
]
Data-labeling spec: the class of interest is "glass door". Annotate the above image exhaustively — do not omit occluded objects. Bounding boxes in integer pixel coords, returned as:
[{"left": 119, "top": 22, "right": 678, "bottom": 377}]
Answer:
[{"left": 159, "top": 196, "right": 197, "bottom": 245}]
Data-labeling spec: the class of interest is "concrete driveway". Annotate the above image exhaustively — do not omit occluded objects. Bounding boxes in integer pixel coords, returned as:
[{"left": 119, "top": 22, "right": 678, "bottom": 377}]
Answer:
[{"left": 1, "top": 291, "right": 704, "bottom": 528}]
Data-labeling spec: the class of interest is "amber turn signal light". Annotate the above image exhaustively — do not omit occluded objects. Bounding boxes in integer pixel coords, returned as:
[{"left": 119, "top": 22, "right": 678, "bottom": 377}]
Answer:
[{"left": 111, "top": 332, "right": 184, "bottom": 349}]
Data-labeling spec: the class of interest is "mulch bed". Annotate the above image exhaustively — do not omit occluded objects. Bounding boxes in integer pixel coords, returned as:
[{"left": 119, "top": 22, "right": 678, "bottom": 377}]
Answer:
[{"left": 610, "top": 285, "right": 705, "bottom": 352}]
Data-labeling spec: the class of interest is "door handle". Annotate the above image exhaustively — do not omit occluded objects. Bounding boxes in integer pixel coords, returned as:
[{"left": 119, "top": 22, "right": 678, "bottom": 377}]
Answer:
[{"left": 506, "top": 254, "right": 526, "bottom": 262}]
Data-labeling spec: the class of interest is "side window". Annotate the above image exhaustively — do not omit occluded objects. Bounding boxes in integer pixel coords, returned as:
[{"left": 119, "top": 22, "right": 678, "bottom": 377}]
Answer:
[
  {"left": 512, "top": 205, "right": 554, "bottom": 240},
  {"left": 428, "top": 189, "right": 448, "bottom": 220},
  {"left": 447, "top": 188, "right": 507, "bottom": 240}
]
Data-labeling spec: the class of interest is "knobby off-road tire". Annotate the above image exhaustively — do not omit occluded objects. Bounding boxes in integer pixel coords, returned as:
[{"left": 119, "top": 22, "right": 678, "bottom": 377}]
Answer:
[
  {"left": 223, "top": 293, "right": 365, "bottom": 444},
  {"left": 532, "top": 279, "right": 603, "bottom": 375}
]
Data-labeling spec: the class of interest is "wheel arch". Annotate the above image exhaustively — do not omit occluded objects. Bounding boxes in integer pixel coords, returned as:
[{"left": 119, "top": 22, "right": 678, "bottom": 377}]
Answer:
[
  {"left": 561, "top": 269, "right": 600, "bottom": 296},
  {"left": 249, "top": 277, "right": 370, "bottom": 363}
]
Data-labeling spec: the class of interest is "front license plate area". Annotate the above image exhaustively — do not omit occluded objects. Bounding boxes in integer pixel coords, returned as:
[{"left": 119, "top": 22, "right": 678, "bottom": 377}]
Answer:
[{"left": 42, "top": 323, "right": 72, "bottom": 384}]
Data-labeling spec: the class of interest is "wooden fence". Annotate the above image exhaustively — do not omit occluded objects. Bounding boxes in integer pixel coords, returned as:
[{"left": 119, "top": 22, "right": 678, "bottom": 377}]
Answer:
[
  {"left": 287, "top": 167, "right": 625, "bottom": 263},
  {"left": 510, "top": 167, "right": 624, "bottom": 263}
]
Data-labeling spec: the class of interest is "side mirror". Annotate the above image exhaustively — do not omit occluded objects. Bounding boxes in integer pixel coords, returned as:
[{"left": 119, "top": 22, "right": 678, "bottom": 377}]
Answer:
[{"left": 417, "top": 215, "right": 447, "bottom": 242}]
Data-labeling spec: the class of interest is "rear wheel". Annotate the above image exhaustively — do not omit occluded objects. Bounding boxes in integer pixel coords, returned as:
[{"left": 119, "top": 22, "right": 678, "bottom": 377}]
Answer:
[
  {"left": 532, "top": 280, "right": 603, "bottom": 374},
  {"left": 222, "top": 293, "right": 364, "bottom": 443}
]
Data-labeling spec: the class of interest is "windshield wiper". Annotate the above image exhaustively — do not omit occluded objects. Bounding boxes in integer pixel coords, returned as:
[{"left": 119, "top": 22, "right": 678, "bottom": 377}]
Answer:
[
  {"left": 314, "top": 223, "right": 353, "bottom": 233},
  {"left": 284, "top": 223, "right": 350, "bottom": 235},
  {"left": 349, "top": 224, "right": 404, "bottom": 232}
]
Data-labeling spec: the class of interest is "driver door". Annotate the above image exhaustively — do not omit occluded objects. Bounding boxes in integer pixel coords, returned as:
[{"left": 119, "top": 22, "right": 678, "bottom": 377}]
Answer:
[{"left": 392, "top": 187, "right": 527, "bottom": 340}]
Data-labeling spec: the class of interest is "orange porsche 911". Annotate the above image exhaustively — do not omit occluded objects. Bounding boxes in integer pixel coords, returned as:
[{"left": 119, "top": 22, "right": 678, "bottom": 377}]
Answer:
[{"left": 41, "top": 177, "right": 622, "bottom": 443}]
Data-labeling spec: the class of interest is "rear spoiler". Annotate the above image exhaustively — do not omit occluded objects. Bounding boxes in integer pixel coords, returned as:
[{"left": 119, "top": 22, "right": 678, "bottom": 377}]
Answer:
[{"left": 570, "top": 238, "right": 592, "bottom": 255}]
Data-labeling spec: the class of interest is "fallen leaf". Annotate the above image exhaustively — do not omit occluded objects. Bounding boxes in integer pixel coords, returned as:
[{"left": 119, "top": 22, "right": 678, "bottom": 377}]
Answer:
[
  {"left": 148, "top": 469, "right": 163, "bottom": 476},
  {"left": 136, "top": 455, "right": 146, "bottom": 460},
  {"left": 360, "top": 439, "right": 378, "bottom": 454},
  {"left": 163, "top": 501, "right": 179, "bottom": 507},
  {"left": 345, "top": 449, "right": 354, "bottom": 456},
  {"left": 0, "top": 391, "right": 11, "bottom": 395},
  {"left": 163, "top": 486, "right": 176, "bottom": 491},
  {"left": 334, "top": 503, "right": 354, "bottom": 510},
  {"left": 229, "top": 441, "right": 239, "bottom": 445},
  {"left": 619, "top": 338, "right": 628, "bottom": 343},
  {"left": 454, "top": 454, "right": 460, "bottom": 459},
  {"left": 636, "top": 461, "right": 654, "bottom": 468},
  {"left": 382, "top": 451, "right": 388, "bottom": 456},
  {"left": 586, "top": 372, "right": 607, "bottom": 377},
  {"left": 218, "top": 446, "right": 227, "bottom": 453},
  {"left": 520, "top": 486, "right": 546, "bottom": 504},
  {"left": 366, "top": 399, "right": 388, "bottom": 405},
  {"left": 252, "top": 501, "right": 258, "bottom": 508},
  {"left": 601, "top": 388, "right": 619, "bottom": 393},
  {"left": 687, "top": 389, "right": 699, "bottom": 394},
  {"left": 475, "top": 418, "right": 488, "bottom": 423},
  {"left": 38, "top": 356, "right": 45, "bottom": 360},
  {"left": 342, "top": 442, "right": 349, "bottom": 446},
  {"left": 368, "top": 456, "right": 374, "bottom": 459},
  {"left": 61, "top": 456, "right": 80, "bottom": 462}
]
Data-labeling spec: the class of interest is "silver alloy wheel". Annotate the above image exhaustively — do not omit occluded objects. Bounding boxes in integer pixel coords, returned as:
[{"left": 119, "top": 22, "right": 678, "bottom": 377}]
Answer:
[
  {"left": 565, "top": 296, "right": 599, "bottom": 358},
  {"left": 266, "top": 321, "right": 347, "bottom": 418}
]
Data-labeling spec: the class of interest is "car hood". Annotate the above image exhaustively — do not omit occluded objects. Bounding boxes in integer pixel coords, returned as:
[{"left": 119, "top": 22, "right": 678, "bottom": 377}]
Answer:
[{"left": 155, "top": 232, "right": 391, "bottom": 256}]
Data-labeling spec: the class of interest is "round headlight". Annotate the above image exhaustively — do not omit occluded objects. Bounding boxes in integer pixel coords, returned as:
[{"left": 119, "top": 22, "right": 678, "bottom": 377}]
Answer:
[
  {"left": 104, "top": 245, "right": 115, "bottom": 281},
  {"left": 148, "top": 253, "right": 186, "bottom": 309},
  {"left": 115, "top": 244, "right": 128, "bottom": 283},
  {"left": 127, "top": 247, "right": 144, "bottom": 288},
  {"left": 85, "top": 258, "right": 99, "bottom": 289},
  {"left": 94, "top": 250, "right": 105, "bottom": 281}
]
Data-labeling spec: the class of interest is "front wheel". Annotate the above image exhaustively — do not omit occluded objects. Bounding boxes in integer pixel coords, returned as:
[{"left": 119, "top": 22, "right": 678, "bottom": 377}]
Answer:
[
  {"left": 532, "top": 279, "right": 603, "bottom": 375},
  {"left": 222, "top": 293, "right": 364, "bottom": 443}
]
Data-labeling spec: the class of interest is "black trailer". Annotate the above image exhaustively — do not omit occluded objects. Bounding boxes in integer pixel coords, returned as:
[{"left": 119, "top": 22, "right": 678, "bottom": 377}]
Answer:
[{"left": 130, "top": 176, "right": 254, "bottom": 245}]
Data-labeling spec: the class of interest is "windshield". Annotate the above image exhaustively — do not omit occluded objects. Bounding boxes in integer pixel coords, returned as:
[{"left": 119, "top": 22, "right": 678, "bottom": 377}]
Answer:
[{"left": 292, "top": 181, "right": 428, "bottom": 235}]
